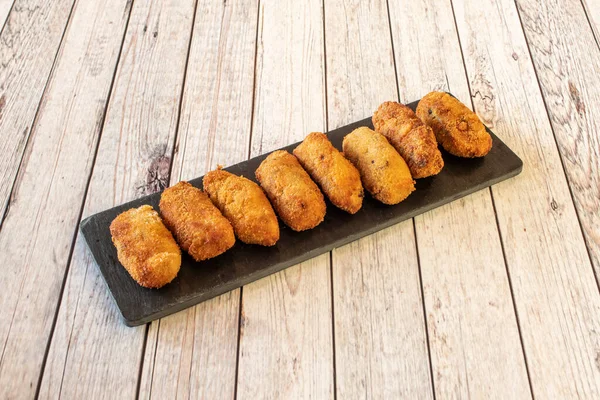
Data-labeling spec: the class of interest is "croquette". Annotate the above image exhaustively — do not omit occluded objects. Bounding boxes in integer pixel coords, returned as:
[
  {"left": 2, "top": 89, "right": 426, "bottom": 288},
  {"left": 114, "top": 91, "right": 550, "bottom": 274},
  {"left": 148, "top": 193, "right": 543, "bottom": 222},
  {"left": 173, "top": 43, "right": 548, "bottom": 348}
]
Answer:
[
  {"left": 159, "top": 181, "right": 235, "bottom": 261},
  {"left": 203, "top": 168, "right": 280, "bottom": 246},
  {"left": 293, "top": 132, "right": 363, "bottom": 214},
  {"left": 110, "top": 205, "right": 181, "bottom": 288},
  {"left": 255, "top": 150, "right": 326, "bottom": 231},
  {"left": 416, "top": 91, "right": 492, "bottom": 157},
  {"left": 373, "top": 101, "right": 444, "bottom": 178},
  {"left": 342, "top": 127, "right": 415, "bottom": 205}
]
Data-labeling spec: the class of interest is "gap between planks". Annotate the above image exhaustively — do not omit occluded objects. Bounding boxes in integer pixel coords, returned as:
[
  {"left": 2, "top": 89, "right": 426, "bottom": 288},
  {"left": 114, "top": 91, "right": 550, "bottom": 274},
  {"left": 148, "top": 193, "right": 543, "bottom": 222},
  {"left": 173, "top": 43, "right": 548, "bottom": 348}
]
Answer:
[
  {"left": 137, "top": 0, "right": 201, "bottom": 395},
  {"left": 385, "top": 0, "right": 436, "bottom": 395},
  {"left": 322, "top": 0, "right": 337, "bottom": 397},
  {"left": 0, "top": 0, "right": 15, "bottom": 36},
  {"left": 0, "top": 0, "right": 78, "bottom": 229},
  {"left": 579, "top": 0, "right": 600, "bottom": 51},
  {"left": 512, "top": 0, "right": 599, "bottom": 291},
  {"left": 447, "top": 0, "right": 535, "bottom": 396},
  {"left": 33, "top": 0, "right": 137, "bottom": 396}
]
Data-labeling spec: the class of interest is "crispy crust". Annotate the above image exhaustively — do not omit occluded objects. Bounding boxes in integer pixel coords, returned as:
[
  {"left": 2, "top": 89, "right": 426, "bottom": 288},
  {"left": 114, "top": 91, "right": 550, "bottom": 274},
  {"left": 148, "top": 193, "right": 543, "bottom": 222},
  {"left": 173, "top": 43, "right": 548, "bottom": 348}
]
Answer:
[
  {"left": 342, "top": 127, "right": 415, "bottom": 205},
  {"left": 373, "top": 101, "right": 444, "bottom": 178},
  {"left": 159, "top": 181, "right": 235, "bottom": 261},
  {"left": 416, "top": 91, "right": 492, "bottom": 157},
  {"left": 203, "top": 168, "right": 280, "bottom": 246},
  {"left": 255, "top": 150, "right": 326, "bottom": 231},
  {"left": 109, "top": 205, "right": 181, "bottom": 288},
  {"left": 293, "top": 132, "right": 363, "bottom": 214}
]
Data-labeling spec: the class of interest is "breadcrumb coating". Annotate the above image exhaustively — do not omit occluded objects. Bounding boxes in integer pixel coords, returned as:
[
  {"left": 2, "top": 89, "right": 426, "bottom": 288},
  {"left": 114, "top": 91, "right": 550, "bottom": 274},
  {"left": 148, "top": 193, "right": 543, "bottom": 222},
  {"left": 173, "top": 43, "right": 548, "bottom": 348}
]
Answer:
[
  {"left": 373, "top": 101, "right": 444, "bottom": 178},
  {"left": 203, "top": 168, "right": 280, "bottom": 246},
  {"left": 255, "top": 150, "right": 326, "bottom": 231},
  {"left": 159, "top": 181, "right": 235, "bottom": 261},
  {"left": 342, "top": 127, "right": 415, "bottom": 205},
  {"left": 293, "top": 132, "right": 363, "bottom": 214},
  {"left": 110, "top": 205, "right": 181, "bottom": 288},
  {"left": 416, "top": 91, "right": 492, "bottom": 157}
]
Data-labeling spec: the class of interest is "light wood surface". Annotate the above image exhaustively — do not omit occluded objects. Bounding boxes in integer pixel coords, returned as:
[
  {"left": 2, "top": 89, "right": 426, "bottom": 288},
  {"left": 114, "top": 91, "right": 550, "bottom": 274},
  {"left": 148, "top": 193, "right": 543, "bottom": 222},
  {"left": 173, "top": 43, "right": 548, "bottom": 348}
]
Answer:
[
  {"left": 453, "top": 0, "right": 600, "bottom": 397},
  {"left": 517, "top": 0, "right": 600, "bottom": 275},
  {"left": 0, "top": 0, "right": 14, "bottom": 29},
  {"left": 324, "top": 0, "right": 432, "bottom": 397},
  {"left": 0, "top": 0, "right": 75, "bottom": 222},
  {"left": 0, "top": 1, "right": 131, "bottom": 398},
  {"left": 582, "top": 0, "right": 600, "bottom": 45},
  {"left": 139, "top": 0, "right": 258, "bottom": 398},
  {"left": 0, "top": 0, "right": 599, "bottom": 398},
  {"left": 38, "top": 0, "right": 195, "bottom": 398},
  {"left": 236, "top": 1, "right": 333, "bottom": 398},
  {"left": 388, "top": 0, "right": 531, "bottom": 397}
]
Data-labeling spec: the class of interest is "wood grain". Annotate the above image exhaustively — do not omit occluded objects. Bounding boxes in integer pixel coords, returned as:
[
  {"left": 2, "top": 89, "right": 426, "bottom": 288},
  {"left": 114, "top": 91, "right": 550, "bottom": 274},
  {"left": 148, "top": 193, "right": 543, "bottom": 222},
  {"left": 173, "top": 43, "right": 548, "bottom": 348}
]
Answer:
[
  {"left": 387, "top": 0, "right": 531, "bottom": 397},
  {"left": 236, "top": 0, "right": 333, "bottom": 398},
  {"left": 0, "top": 0, "right": 14, "bottom": 30},
  {"left": 0, "top": 1, "right": 132, "bottom": 397},
  {"left": 37, "top": 0, "right": 196, "bottom": 398},
  {"left": 517, "top": 0, "right": 600, "bottom": 283},
  {"left": 0, "top": 0, "right": 76, "bottom": 224},
  {"left": 139, "top": 293, "right": 241, "bottom": 400},
  {"left": 581, "top": 0, "right": 600, "bottom": 46},
  {"left": 453, "top": 0, "right": 600, "bottom": 397},
  {"left": 324, "top": 0, "right": 432, "bottom": 397},
  {"left": 417, "top": 191, "right": 530, "bottom": 398},
  {"left": 138, "top": 0, "right": 258, "bottom": 398}
]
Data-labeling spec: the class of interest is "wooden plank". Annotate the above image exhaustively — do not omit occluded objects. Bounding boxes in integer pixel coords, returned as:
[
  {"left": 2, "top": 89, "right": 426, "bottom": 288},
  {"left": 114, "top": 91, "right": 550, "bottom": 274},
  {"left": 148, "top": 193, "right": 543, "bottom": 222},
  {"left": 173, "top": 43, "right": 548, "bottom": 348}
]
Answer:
[
  {"left": 37, "top": 0, "right": 196, "bottom": 398},
  {"left": 0, "top": 0, "right": 14, "bottom": 30},
  {"left": 139, "top": 294, "right": 240, "bottom": 400},
  {"left": 235, "top": 0, "right": 333, "bottom": 398},
  {"left": 0, "top": 0, "right": 76, "bottom": 224},
  {"left": 323, "top": 0, "right": 432, "bottom": 397},
  {"left": 581, "top": 0, "right": 600, "bottom": 46},
  {"left": 452, "top": 0, "right": 600, "bottom": 397},
  {"left": 418, "top": 192, "right": 531, "bottom": 398},
  {"left": 517, "top": 0, "right": 600, "bottom": 283},
  {"left": 138, "top": 0, "right": 258, "bottom": 398},
  {"left": 0, "top": 0, "right": 132, "bottom": 397},
  {"left": 387, "top": 0, "right": 531, "bottom": 397}
]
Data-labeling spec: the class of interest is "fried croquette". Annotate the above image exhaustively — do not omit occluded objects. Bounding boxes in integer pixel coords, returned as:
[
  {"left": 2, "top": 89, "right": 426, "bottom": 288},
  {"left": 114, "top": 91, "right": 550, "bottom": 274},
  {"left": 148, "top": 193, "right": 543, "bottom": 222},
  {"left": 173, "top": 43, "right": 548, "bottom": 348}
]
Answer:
[
  {"left": 373, "top": 101, "right": 444, "bottom": 178},
  {"left": 342, "top": 127, "right": 415, "bottom": 205},
  {"left": 293, "top": 132, "right": 363, "bottom": 214},
  {"left": 255, "top": 150, "right": 326, "bottom": 231},
  {"left": 203, "top": 168, "right": 280, "bottom": 246},
  {"left": 416, "top": 91, "right": 492, "bottom": 157},
  {"left": 159, "top": 181, "right": 235, "bottom": 261},
  {"left": 110, "top": 205, "right": 181, "bottom": 288}
]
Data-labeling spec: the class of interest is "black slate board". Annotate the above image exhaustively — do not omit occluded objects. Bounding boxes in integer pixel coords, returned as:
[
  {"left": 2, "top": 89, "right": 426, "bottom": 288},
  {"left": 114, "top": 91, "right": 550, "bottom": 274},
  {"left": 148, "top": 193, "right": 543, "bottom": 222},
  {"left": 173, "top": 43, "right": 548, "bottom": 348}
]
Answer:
[{"left": 81, "top": 98, "right": 523, "bottom": 326}]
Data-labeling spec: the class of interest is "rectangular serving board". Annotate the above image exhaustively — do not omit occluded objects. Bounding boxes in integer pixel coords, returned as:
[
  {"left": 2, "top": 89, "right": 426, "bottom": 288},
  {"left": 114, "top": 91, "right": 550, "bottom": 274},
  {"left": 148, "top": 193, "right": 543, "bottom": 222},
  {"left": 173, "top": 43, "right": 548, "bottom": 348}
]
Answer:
[{"left": 81, "top": 98, "right": 523, "bottom": 326}]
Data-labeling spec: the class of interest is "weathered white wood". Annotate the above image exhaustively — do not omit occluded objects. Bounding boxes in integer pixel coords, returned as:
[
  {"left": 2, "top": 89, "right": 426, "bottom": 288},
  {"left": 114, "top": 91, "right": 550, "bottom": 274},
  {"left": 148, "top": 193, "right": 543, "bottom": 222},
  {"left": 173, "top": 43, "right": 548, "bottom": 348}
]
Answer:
[
  {"left": 0, "top": 0, "right": 75, "bottom": 223},
  {"left": 0, "top": 0, "right": 14, "bottom": 30},
  {"left": 324, "top": 0, "right": 432, "bottom": 397},
  {"left": 236, "top": 0, "right": 333, "bottom": 398},
  {"left": 581, "top": 0, "right": 600, "bottom": 46},
  {"left": 238, "top": 257, "right": 332, "bottom": 399},
  {"left": 171, "top": 0, "right": 258, "bottom": 182},
  {"left": 0, "top": 1, "right": 131, "bottom": 397},
  {"left": 453, "top": 0, "right": 600, "bottom": 397},
  {"left": 137, "top": 1, "right": 258, "bottom": 399},
  {"left": 418, "top": 191, "right": 531, "bottom": 398},
  {"left": 140, "top": 293, "right": 241, "bottom": 400},
  {"left": 37, "top": 1, "right": 196, "bottom": 398},
  {"left": 518, "top": 0, "right": 600, "bottom": 285},
  {"left": 387, "top": 0, "right": 531, "bottom": 397}
]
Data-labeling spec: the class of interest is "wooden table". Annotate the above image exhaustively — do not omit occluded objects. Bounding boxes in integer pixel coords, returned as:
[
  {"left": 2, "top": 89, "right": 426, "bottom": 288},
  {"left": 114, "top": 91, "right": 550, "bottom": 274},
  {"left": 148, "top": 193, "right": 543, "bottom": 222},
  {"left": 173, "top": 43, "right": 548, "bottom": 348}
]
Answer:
[{"left": 1, "top": 0, "right": 599, "bottom": 398}]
